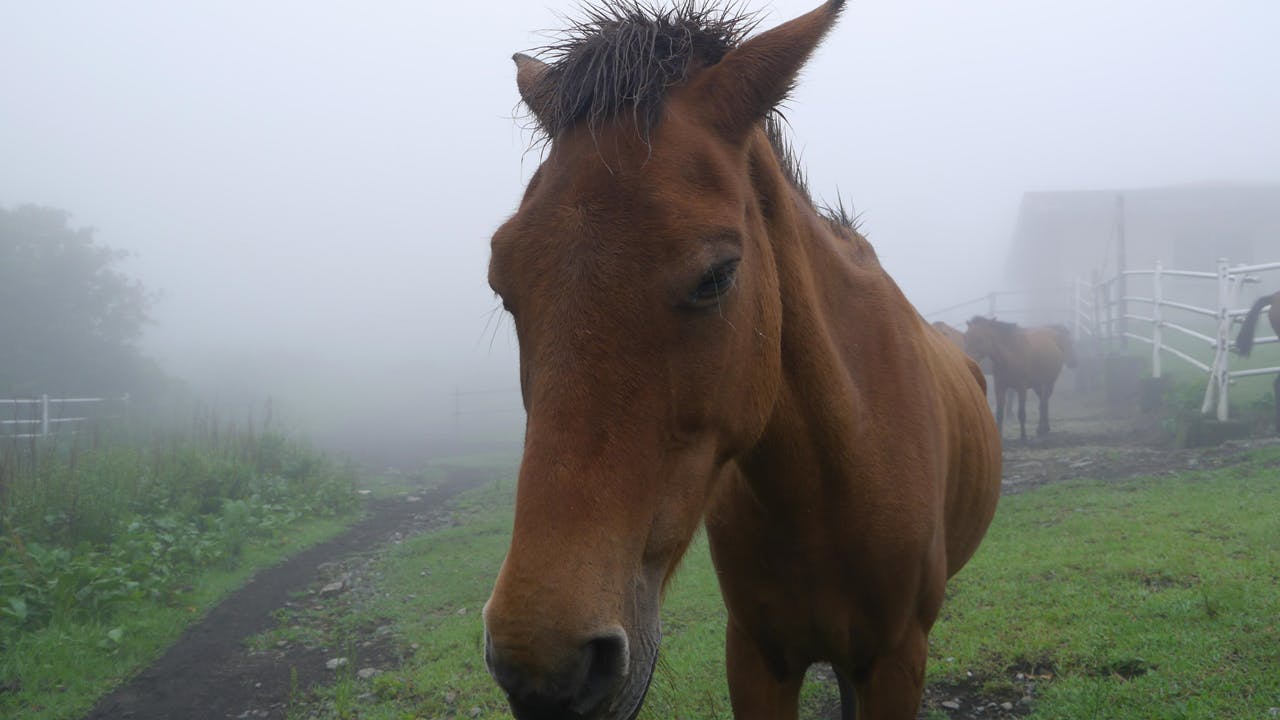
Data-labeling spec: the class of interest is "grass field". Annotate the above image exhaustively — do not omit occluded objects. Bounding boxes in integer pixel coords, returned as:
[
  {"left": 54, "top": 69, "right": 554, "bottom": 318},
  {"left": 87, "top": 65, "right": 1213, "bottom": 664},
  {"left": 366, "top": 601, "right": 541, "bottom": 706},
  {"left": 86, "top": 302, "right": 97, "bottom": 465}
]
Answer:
[
  {"left": 0, "top": 421, "right": 361, "bottom": 720},
  {"left": 4, "top": 514, "right": 353, "bottom": 720},
  {"left": 297, "top": 444, "right": 1280, "bottom": 720}
]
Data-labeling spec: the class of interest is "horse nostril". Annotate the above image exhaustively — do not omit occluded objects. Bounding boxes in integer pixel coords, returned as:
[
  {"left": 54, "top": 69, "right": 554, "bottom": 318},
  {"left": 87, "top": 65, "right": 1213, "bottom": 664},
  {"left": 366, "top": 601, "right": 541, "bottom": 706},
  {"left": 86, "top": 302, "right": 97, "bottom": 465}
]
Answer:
[
  {"left": 571, "top": 632, "right": 630, "bottom": 714},
  {"left": 485, "top": 629, "right": 630, "bottom": 719}
]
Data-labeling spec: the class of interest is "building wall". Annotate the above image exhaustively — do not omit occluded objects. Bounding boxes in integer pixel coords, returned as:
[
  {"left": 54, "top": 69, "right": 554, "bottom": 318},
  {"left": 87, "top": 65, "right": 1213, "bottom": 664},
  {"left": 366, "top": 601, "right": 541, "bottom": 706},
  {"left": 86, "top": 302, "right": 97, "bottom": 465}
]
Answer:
[{"left": 1005, "top": 184, "right": 1280, "bottom": 327}]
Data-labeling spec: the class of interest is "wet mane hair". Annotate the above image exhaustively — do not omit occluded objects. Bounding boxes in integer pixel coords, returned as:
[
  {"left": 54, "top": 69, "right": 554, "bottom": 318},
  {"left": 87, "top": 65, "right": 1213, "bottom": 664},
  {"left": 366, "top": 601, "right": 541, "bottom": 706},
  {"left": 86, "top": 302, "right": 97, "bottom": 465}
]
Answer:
[
  {"left": 524, "top": 0, "right": 759, "bottom": 143},
  {"left": 522, "top": 1, "right": 863, "bottom": 234}
]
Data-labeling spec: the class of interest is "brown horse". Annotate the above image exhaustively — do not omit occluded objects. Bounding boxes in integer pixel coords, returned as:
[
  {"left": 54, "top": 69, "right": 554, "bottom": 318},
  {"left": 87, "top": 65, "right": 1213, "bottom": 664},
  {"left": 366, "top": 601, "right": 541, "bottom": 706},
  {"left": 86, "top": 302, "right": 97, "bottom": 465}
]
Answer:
[
  {"left": 482, "top": 3, "right": 1002, "bottom": 719},
  {"left": 932, "top": 321, "right": 967, "bottom": 352},
  {"left": 964, "top": 316, "right": 1075, "bottom": 442},
  {"left": 1235, "top": 290, "right": 1279, "bottom": 434}
]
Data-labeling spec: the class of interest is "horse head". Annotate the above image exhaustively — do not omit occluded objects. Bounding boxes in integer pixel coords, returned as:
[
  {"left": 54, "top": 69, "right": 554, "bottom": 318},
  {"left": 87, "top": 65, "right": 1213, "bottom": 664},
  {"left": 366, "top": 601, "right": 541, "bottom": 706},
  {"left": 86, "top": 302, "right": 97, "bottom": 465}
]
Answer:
[{"left": 483, "top": 3, "right": 845, "bottom": 718}]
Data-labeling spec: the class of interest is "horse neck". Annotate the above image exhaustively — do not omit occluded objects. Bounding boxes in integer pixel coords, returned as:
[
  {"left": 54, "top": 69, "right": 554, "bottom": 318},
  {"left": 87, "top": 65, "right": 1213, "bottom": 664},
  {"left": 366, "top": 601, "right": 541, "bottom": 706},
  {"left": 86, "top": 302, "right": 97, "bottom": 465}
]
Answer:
[
  {"left": 987, "top": 329, "right": 1026, "bottom": 375},
  {"left": 740, "top": 130, "right": 922, "bottom": 490}
]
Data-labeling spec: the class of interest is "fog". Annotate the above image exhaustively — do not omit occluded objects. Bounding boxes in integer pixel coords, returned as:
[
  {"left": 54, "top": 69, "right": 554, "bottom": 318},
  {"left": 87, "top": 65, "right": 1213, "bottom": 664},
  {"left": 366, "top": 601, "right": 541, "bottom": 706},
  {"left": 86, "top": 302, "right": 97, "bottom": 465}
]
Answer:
[{"left": 3, "top": 1, "right": 1278, "bottom": 465}]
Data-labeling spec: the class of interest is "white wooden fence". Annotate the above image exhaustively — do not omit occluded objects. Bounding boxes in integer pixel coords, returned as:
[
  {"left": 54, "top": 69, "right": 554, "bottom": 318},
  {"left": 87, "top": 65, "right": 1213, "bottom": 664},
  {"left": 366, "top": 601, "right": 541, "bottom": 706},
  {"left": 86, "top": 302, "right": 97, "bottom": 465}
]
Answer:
[
  {"left": 0, "top": 395, "right": 123, "bottom": 439},
  {"left": 929, "top": 257, "right": 1279, "bottom": 422},
  {"left": 1097, "top": 258, "right": 1280, "bottom": 420}
]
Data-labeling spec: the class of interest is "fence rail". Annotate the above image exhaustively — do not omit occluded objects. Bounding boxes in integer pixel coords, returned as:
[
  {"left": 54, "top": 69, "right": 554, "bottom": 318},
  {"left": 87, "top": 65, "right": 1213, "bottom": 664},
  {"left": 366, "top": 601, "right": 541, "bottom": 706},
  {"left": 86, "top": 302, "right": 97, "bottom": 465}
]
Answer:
[
  {"left": 1079, "top": 257, "right": 1278, "bottom": 421},
  {"left": 1092, "top": 258, "right": 1279, "bottom": 420},
  {"left": 0, "top": 395, "right": 124, "bottom": 439},
  {"left": 926, "top": 282, "right": 1089, "bottom": 337},
  {"left": 931, "top": 254, "right": 1278, "bottom": 422}
]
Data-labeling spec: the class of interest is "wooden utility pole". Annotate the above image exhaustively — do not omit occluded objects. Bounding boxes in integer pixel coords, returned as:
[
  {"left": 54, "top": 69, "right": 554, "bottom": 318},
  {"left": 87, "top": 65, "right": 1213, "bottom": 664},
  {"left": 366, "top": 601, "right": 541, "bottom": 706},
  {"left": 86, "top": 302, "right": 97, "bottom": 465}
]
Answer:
[{"left": 1115, "top": 192, "right": 1128, "bottom": 352}]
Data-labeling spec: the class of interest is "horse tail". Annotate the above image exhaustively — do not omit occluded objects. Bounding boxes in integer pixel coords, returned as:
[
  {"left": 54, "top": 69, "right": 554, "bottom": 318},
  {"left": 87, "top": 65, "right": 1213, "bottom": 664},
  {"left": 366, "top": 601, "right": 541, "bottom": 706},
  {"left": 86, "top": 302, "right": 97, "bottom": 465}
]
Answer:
[
  {"left": 1052, "top": 325, "right": 1077, "bottom": 368},
  {"left": 1235, "top": 293, "right": 1274, "bottom": 357}
]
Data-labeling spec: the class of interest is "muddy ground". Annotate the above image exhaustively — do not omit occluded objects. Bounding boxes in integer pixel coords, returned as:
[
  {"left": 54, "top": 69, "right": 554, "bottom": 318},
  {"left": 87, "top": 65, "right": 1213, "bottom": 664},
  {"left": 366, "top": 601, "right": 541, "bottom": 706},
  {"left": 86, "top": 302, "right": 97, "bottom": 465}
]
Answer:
[
  {"left": 81, "top": 467, "right": 490, "bottom": 720},
  {"left": 80, "top": 387, "right": 1278, "bottom": 720}
]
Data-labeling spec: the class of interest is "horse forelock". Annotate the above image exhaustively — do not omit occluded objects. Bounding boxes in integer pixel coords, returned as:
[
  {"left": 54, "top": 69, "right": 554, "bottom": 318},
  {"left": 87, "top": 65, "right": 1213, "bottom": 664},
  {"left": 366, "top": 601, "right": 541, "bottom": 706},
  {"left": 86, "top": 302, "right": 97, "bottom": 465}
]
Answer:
[
  {"left": 521, "top": 0, "right": 760, "bottom": 143},
  {"left": 518, "top": 2, "right": 864, "bottom": 250}
]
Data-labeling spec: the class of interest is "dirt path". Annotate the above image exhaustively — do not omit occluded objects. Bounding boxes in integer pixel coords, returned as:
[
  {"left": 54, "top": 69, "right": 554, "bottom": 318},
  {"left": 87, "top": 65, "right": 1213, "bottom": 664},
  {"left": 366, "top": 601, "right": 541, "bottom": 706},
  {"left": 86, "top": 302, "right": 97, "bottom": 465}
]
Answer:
[
  {"left": 82, "top": 467, "right": 489, "bottom": 720},
  {"left": 81, "top": 387, "right": 1278, "bottom": 720}
]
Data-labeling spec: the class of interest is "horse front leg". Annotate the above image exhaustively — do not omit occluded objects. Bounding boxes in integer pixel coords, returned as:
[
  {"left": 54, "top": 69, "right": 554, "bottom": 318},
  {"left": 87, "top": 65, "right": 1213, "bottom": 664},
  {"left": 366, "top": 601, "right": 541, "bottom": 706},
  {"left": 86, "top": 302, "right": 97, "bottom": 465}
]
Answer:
[
  {"left": 994, "top": 382, "right": 1007, "bottom": 436},
  {"left": 725, "top": 618, "right": 803, "bottom": 720},
  {"left": 1017, "top": 388, "right": 1028, "bottom": 443},
  {"left": 1037, "top": 386, "right": 1051, "bottom": 437},
  {"left": 851, "top": 626, "right": 929, "bottom": 719}
]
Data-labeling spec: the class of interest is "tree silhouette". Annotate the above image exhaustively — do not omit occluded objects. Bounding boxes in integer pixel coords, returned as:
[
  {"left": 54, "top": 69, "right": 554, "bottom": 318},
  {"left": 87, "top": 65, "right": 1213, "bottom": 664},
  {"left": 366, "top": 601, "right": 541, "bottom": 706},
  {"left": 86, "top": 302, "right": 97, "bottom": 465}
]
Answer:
[{"left": 0, "top": 204, "right": 157, "bottom": 396}]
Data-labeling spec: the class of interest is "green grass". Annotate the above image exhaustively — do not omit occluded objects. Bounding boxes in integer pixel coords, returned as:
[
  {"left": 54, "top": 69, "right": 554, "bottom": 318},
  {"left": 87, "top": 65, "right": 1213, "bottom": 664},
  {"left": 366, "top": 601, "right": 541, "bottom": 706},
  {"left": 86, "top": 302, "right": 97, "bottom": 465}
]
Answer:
[
  {"left": 0, "top": 418, "right": 363, "bottom": 720},
  {"left": 930, "top": 446, "right": 1280, "bottom": 719},
  {"left": 1, "top": 513, "right": 354, "bottom": 720},
  {"left": 300, "top": 448, "right": 1280, "bottom": 719}
]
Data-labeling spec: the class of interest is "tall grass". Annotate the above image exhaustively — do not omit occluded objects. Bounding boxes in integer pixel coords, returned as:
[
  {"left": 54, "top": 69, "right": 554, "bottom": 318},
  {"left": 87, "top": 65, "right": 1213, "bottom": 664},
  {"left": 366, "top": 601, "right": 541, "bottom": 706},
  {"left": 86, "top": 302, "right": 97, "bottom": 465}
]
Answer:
[{"left": 0, "top": 411, "right": 358, "bottom": 644}]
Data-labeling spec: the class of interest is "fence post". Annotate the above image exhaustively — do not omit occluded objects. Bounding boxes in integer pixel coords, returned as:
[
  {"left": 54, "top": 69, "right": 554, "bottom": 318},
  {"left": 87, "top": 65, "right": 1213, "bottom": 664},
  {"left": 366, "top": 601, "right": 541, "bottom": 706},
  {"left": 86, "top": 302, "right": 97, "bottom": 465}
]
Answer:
[
  {"left": 1071, "top": 279, "right": 1079, "bottom": 339},
  {"left": 1102, "top": 276, "right": 1115, "bottom": 354},
  {"left": 1095, "top": 269, "right": 1105, "bottom": 348},
  {"left": 1115, "top": 193, "right": 1128, "bottom": 352},
  {"left": 1218, "top": 259, "right": 1236, "bottom": 421},
  {"left": 1151, "top": 261, "right": 1163, "bottom": 378},
  {"left": 41, "top": 393, "right": 50, "bottom": 437},
  {"left": 1202, "top": 260, "right": 1222, "bottom": 415},
  {"left": 1203, "top": 257, "right": 1232, "bottom": 420}
]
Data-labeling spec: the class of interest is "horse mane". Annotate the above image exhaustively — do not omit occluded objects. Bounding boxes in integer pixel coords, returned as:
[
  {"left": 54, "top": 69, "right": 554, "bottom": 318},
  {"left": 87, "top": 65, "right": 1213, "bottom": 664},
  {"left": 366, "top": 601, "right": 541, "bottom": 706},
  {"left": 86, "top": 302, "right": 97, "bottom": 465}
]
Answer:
[
  {"left": 521, "top": 1, "right": 760, "bottom": 143},
  {"left": 762, "top": 115, "right": 867, "bottom": 238},
  {"left": 969, "top": 316, "right": 1021, "bottom": 340},
  {"left": 522, "top": 1, "right": 867, "bottom": 245}
]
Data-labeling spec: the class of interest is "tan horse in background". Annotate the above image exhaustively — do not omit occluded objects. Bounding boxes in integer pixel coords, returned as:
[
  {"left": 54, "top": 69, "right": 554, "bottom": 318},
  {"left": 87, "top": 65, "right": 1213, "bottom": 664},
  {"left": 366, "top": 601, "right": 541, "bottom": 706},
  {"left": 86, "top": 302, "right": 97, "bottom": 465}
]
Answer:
[
  {"left": 482, "top": 2, "right": 1003, "bottom": 718},
  {"left": 964, "top": 316, "right": 1076, "bottom": 442},
  {"left": 1235, "top": 290, "right": 1279, "bottom": 434}
]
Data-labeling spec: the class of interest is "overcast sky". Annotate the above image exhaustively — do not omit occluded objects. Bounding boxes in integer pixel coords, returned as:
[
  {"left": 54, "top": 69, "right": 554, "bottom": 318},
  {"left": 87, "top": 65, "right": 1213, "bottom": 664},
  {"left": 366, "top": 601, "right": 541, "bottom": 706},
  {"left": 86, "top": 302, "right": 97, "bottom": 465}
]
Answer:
[{"left": 3, "top": 1, "right": 1278, "bottom": 459}]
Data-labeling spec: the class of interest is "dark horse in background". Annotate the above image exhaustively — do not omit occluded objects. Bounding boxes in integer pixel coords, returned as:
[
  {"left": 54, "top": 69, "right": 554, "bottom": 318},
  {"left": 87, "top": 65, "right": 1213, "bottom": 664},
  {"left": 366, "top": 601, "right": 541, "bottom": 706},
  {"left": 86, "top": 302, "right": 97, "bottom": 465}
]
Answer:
[
  {"left": 1235, "top": 290, "right": 1280, "bottom": 434},
  {"left": 964, "top": 316, "right": 1076, "bottom": 442},
  {"left": 481, "top": 2, "right": 1003, "bottom": 719}
]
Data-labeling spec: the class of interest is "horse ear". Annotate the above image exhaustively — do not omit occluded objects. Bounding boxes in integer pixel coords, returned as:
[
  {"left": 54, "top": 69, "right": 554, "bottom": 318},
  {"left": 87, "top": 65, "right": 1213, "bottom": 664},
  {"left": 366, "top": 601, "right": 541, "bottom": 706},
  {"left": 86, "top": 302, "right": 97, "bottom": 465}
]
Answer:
[
  {"left": 513, "top": 53, "right": 555, "bottom": 130},
  {"left": 691, "top": 0, "right": 844, "bottom": 140}
]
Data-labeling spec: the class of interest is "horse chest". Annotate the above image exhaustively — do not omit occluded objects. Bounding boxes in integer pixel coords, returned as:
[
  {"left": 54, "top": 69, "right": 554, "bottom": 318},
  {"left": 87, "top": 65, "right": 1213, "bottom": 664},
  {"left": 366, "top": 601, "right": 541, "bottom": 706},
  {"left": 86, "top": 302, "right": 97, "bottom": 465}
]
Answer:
[{"left": 708, "top": 507, "right": 929, "bottom": 664}]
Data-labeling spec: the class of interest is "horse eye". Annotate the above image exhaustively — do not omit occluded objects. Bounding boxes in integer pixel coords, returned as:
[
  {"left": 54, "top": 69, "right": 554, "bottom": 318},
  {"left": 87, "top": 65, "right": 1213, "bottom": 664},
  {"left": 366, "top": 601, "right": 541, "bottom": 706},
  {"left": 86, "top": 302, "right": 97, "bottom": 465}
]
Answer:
[{"left": 690, "top": 259, "right": 740, "bottom": 305}]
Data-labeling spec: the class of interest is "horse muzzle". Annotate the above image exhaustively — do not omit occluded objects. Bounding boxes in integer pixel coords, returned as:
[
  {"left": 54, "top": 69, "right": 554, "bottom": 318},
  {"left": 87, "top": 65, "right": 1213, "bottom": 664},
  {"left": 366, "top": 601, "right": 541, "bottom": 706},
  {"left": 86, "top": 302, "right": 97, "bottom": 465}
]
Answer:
[{"left": 484, "top": 623, "right": 658, "bottom": 720}]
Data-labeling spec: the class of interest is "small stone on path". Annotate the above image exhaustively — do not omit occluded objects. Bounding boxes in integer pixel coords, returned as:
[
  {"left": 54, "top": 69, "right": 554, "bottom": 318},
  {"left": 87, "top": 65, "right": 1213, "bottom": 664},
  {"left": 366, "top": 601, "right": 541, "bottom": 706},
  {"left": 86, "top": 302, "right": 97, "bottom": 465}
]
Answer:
[{"left": 318, "top": 580, "right": 344, "bottom": 596}]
